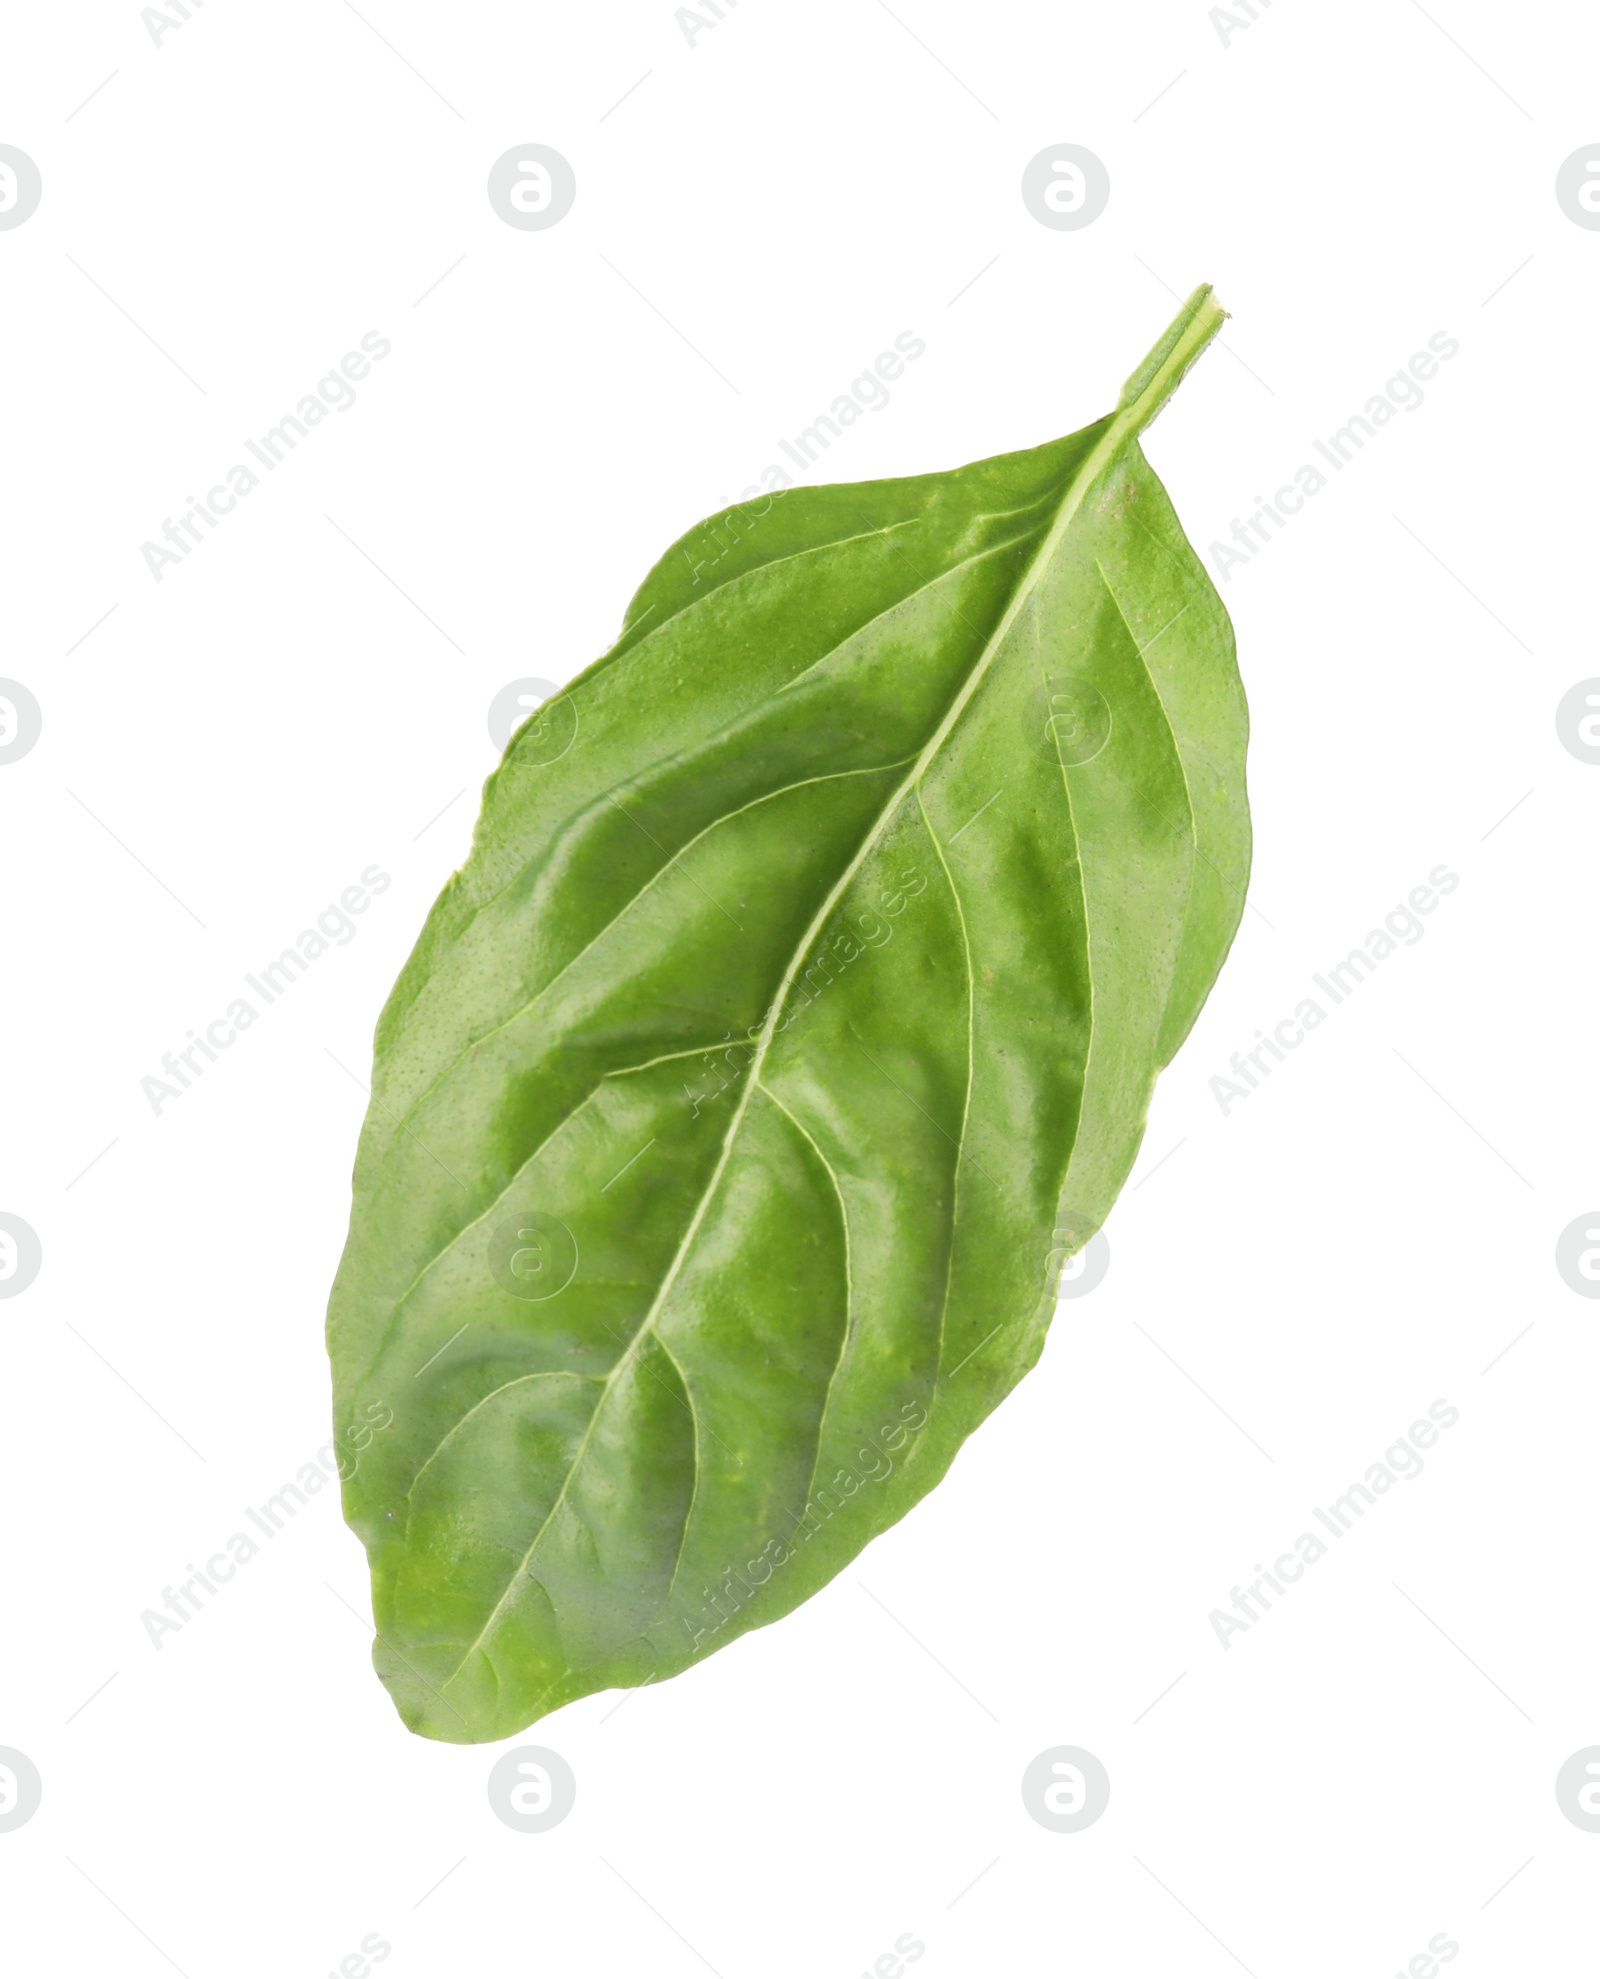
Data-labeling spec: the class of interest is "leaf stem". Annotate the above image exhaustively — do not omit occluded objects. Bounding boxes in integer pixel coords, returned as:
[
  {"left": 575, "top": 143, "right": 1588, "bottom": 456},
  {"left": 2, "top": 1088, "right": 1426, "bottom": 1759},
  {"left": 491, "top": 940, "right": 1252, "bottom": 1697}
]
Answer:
[{"left": 1114, "top": 284, "right": 1227, "bottom": 436}]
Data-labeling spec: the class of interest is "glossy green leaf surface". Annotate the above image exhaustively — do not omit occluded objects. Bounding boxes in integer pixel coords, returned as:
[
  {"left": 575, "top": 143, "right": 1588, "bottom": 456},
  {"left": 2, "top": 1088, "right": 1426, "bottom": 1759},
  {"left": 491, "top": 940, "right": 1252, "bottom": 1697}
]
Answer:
[{"left": 326, "top": 286, "right": 1250, "bottom": 1742}]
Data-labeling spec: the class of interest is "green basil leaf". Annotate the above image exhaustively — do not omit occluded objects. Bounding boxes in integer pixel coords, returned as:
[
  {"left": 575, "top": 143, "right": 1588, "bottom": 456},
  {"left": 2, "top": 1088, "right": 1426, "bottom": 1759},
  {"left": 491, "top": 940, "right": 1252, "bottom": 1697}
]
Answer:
[{"left": 327, "top": 285, "right": 1249, "bottom": 1742}]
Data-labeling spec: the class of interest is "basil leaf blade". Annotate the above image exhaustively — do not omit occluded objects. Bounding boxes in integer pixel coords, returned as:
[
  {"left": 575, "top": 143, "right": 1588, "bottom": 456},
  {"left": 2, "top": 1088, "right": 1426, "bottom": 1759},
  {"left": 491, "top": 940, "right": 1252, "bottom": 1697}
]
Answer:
[{"left": 327, "top": 285, "right": 1249, "bottom": 1742}]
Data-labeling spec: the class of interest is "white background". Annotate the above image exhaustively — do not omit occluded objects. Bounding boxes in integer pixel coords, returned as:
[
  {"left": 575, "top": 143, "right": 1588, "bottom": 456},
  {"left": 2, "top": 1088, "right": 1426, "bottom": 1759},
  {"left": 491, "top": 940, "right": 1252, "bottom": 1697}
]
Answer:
[{"left": 2, "top": 1, "right": 1595, "bottom": 1973}]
